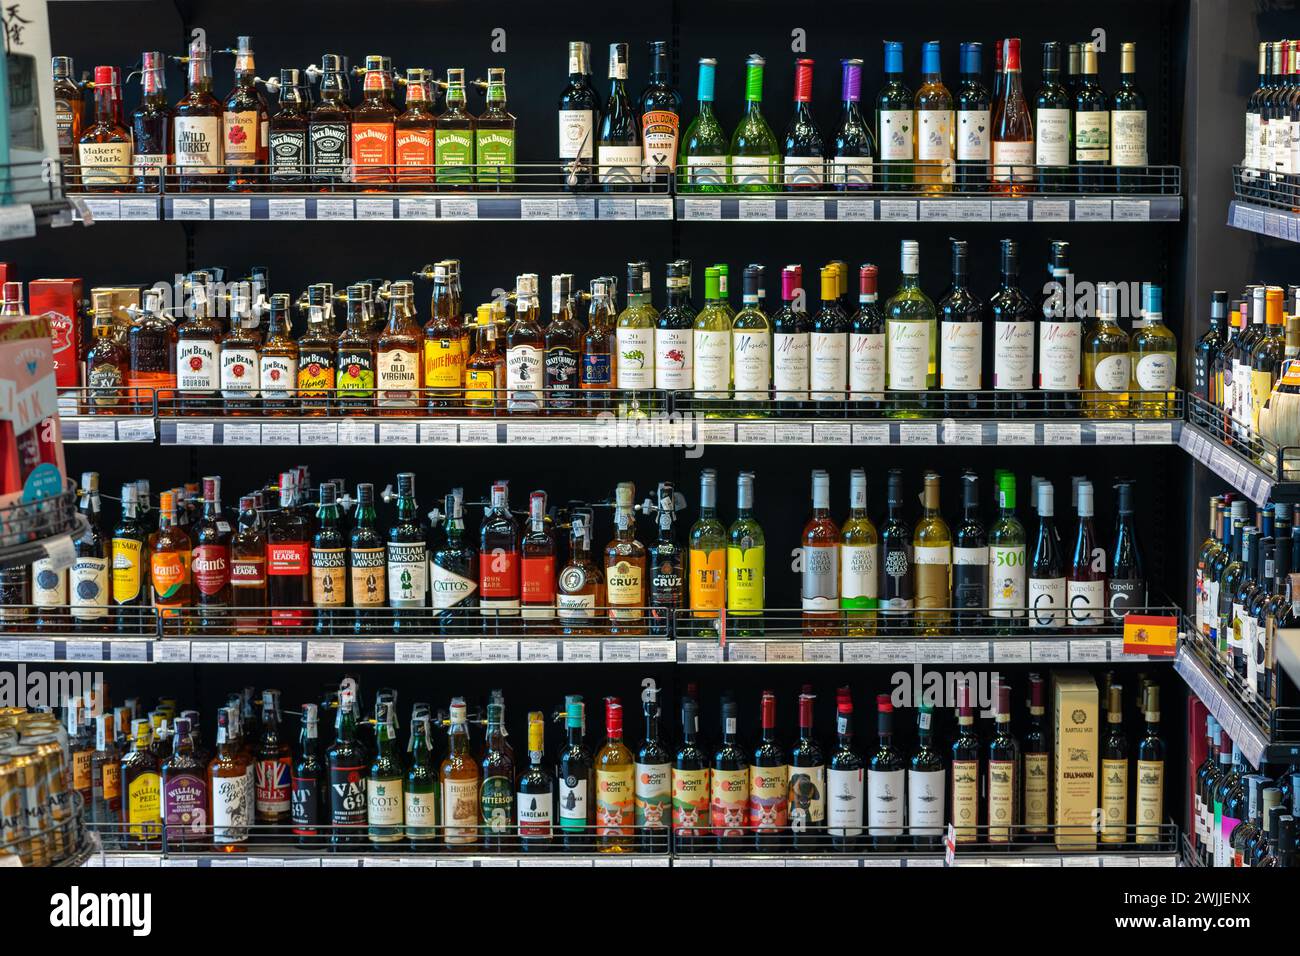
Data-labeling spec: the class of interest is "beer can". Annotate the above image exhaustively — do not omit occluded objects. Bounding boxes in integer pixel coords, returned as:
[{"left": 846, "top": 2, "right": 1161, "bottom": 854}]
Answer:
[
  {"left": 2, "top": 745, "right": 48, "bottom": 865},
  {"left": 26, "top": 734, "right": 70, "bottom": 861},
  {"left": 0, "top": 756, "right": 24, "bottom": 863}
]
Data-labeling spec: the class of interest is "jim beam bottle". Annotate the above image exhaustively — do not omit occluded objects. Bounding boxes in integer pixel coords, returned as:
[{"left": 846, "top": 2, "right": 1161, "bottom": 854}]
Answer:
[
  {"left": 220, "top": 289, "right": 261, "bottom": 415},
  {"left": 173, "top": 38, "right": 224, "bottom": 189},
  {"left": 337, "top": 285, "right": 377, "bottom": 412},
  {"left": 175, "top": 277, "right": 222, "bottom": 414},
  {"left": 259, "top": 294, "right": 298, "bottom": 413}
]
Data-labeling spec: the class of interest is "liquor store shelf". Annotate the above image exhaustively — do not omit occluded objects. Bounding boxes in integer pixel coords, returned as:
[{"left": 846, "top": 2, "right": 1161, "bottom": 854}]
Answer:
[
  {"left": 68, "top": 193, "right": 1181, "bottom": 225},
  {"left": 1180, "top": 392, "right": 1300, "bottom": 506},
  {"left": 1227, "top": 200, "right": 1300, "bottom": 244},
  {"left": 1173, "top": 630, "right": 1300, "bottom": 769},
  {"left": 0, "top": 605, "right": 1181, "bottom": 665}
]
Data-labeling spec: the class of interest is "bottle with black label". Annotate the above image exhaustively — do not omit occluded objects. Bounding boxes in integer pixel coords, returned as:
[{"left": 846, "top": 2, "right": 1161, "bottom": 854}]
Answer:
[
  {"left": 952, "top": 472, "right": 987, "bottom": 623},
  {"left": 269, "top": 68, "right": 309, "bottom": 184},
  {"left": 327, "top": 683, "right": 367, "bottom": 845},
  {"left": 648, "top": 482, "right": 684, "bottom": 630},
  {"left": 879, "top": 468, "right": 914, "bottom": 626},
  {"left": 309, "top": 54, "right": 351, "bottom": 187},
  {"left": 1108, "top": 481, "right": 1146, "bottom": 619},
  {"left": 291, "top": 703, "right": 325, "bottom": 844}
]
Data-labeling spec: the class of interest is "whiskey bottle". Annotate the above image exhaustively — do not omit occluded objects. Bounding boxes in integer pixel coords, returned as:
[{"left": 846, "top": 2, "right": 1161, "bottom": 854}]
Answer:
[
  {"left": 131, "top": 52, "right": 170, "bottom": 192},
  {"left": 386, "top": 473, "right": 428, "bottom": 631},
  {"left": 311, "top": 483, "right": 347, "bottom": 634},
  {"left": 67, "top": 473, "right": 109, "bottom": 630},
  {"left": 191, "top": 476, "right": 231, "bottom": 631},
  {"left": 255, "top": 690, "right": 292, "bottom": 827},
  {"left": 209, "top": 707, "right": 253, "bottom": 847},
  {"left": 396, "top": 68, "right": 436, "bottom": 183},
  {"left": 127, "top": 290, "right": 177, "bottom": 412},
  {"left": 120, "top": 718, "right": 162, "bottom": 847},
  {"left": 291, "top": 703, "right": 324, "bottom": 844},
  {"left": 110, "top": 483, "right": 148, "bottom": 632},
  {"left": 269, "top": 68, "right": 309, "bottom": 186},
  {"left": 348, "top": 483, "right": 386, "bottom": 633},
  {"left": 431, "top": 489, "right": 478, "bottom": 630},
  {"left": 297, "top": 293, "right": 337, "bottom": 416},
  {"left": 151, "top": 490, "right": 192, "bottom": 624},
  {"left": 520, "top": 491, "right": 556, "bottom": 630},
  {"left": 230, "top": 495, "right": 267, "bottom": 634},
  {"left": 160, "top": 716, "right": 206, "bottom": 844},
  {"left": 376, "top": 281, "right": 421, "bottom": 413},
  {"left": 309, "top": 55, "right": 351, "bottom": 187},
  {"left": 52, "top": 56, "right": 83, "bottom": 184},
  {"left": 441, "top": 697, "right": 480, "bottom": 846},
  {"left": 479, "top": 481, "right": 520, "bottom": 622},
  {"left": 464, "top": 315, "right": 501, "bottom": 414},
  {"left": 173, "top": 38, "right": 224, "bottom": 190},
  {"left": 436, "top": 68, "right": 476, "bottom": 185},
  {"left": 545, "top": 273, "right": 582, "bottom": 411},
  {"left": 86, "top": 292, "right": 127, "bottom": 412},
  {"left": 648, "top": 483, "right": 684, "bottom": 629},
  {"left": 367, "top": 701, "right": 405, "bottom": 845},
  {"left": 605, "top": 482, "right": 647, "bottom": 634},
  {"left": 219, "top": 289, "right": 261, "bottom": 415},
  {"left": 266, "top": 472, "right": 310, "bottom": 631},
  {"left": 175, "top": 278, "right": 222, "bottom": 414},
  {"left": 423, "top": 262, "right": 464, "bottom": 411},
  {"left": 518, "top": 711, "right": 554, "bottom": 845},
  {"left": 352, "top": 55, "right": 397, "bottom": 186},
  {"left": 336, "top": 285, "right": 377, "bottom": 413},
  {"left": 259, "top": 294, "right": 298, "bottom": 413},
  {"left": 77, "top": 65, "right": 132, "bottom": 191},
  {"left": 557, "top": 509, "right": 603, "bottom": 634},
  {"left": 506, "top": 273, "right": 545, "bottom": 412},
  {"left": 480, "top": 701, "right": 515, "bottom": 843},
  {"left": 477, "top": 67, "right": 516, "bottom": 184},
  {"left": 405, "top": 711, "right": 437, "bottom": 843},
  {"left": 327, "top": 683, "right": 367, "bottom": 845},
  {"left": 582, "top": 277, "right": 617, "bottom": 411},
  {"left": 222, "top": 36, "right": 270, "bottom": 190}
]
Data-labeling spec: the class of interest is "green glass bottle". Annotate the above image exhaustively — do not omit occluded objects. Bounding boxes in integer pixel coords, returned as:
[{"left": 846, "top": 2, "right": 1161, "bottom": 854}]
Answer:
[
  {"left": 729, "top": 55, "right": 779, "bottom": 191},
  {"left": 1083, "top": 283, "right": 1131, "bottom": 419},
  {"left": 679, "top": 57, "right": 729, "bottom": 192},
  {"left": 367, "top": 700, "right": 404, "bottom": 846},
  {"left": 615, "top": 261, "right": 658, "bottom": 415},
  {"left": 876, "top": 41, "right": 914, "bottom": 191},
  {"left": 405, "top": 710, "right": 437, "bottom": 842},
  {"left": 840, "top": 467, "right": 879, "bottom": 636},
  {"left": 1131, "top": 283, "right": 1178, "bottom": 419},
  {"left": 726, "top": 471, "right": 765, "bottom": 636},
  {"left": 988, "top": 473, "right": 1026, "bottom": 632},
  {"left": 688, "top": 469, "right": 727, "bottom": 637},
  {"left": 884, "top": 240, "right": 937, "bottom": 418},
  {"left": 731, "top": 264, "right": 772, "bottom": 417},
  {"left": 480, "top": 701, "right": 515, "bottom": 844},
  {"left": 692, "top": 266, "right": 732, "bottom": 412}
]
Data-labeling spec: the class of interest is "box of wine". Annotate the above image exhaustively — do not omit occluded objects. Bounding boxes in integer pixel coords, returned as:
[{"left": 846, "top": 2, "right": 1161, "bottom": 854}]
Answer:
[{"left": 1052, "top": 670, "right": 1098, "bottom": 849}]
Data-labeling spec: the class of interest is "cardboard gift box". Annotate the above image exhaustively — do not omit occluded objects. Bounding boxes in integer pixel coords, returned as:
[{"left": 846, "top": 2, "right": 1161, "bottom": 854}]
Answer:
[
  {"left": 29, "top": 278, "right": 83, "bottom": 390},
  {"left": 0, "top": 312, "right": 66, "bottom": 522}
]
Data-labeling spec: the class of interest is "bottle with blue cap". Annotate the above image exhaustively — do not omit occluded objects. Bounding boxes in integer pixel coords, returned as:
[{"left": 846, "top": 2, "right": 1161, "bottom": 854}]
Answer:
[
  {"left": 915, "top": 40, "right": 954, "bottom": 192},
  {"left": 679, "top": 57, "right": 729, "bottom": 192},
  {"left": 955, "top": 42, "right": 991, "bottom": 188},
  {"left": 875, "top": 40, "right": 914, "bottom": 189},
  {"left": 1131, "top": 281, "right": 1178, "bottom": 418}
]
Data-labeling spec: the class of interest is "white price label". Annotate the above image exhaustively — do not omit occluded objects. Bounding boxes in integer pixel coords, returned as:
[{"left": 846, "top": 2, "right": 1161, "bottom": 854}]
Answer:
[
  {"left": 997, "top": 422, "right": 1036, "bottom": 445},
  {"left": 991, "top": 200, "right": 1029, "bottom": 220},
  {"left": 639, "top": 641, "right": 673, "bottom": 662},
  {"left": 1074, "top": 199, "right": 1112, "bottom": 220},
  {"left": 261, "top": 423, "right": 300, "bottom": 445},
  {"left": 786, "top": 198, "right": 825, "bottom": 220},
  {"left": 109, "top": 641, "right": 148, "bottom": 662},
  {"left": 520, "top": 640, "right": 559, "bottom": 662},
  {"left": 305, "top": 641, "right": 344, "bottom": 663},
  {"left": 191, "top": 641, "right": 230, "bottom": 663},
  {"left": 174, "top": 422, "right": 215, "bottom": 445},
  {"left": 338, "top": 421, "right": 377, "bottom": 444},
  {"left": 229, "top": 642, "right": 266, "bottom": 663},
  {"left": 1043, "top": 423, "right": 1082, "bottom": 445},
  {"left": 520, "top": 198, "right": 558, "bottom": 220},
  {"left": 1032, "top": 200, "right": 1070, "bottom": 221},
  {"left": 564, "top": 641, "right": 601, "bottom": 662},
  {"left": 1094, "top": 423, "right": 1133, "bottom": 445},
  {"left": 394, "top": 642, "right": 433, "bottom": 663},
  {"left": 852, "top": 423, "right": 890, "bottom": 445},
  {"left": 356, "top": 198, "right": 394, "bottom": 219},
  {"left": 117, "top": 419, "right": 156, "bottom": 441},
  {"left": 171, "top": 198, "right": 210, "bottom": 220},
  {"left": 737, "top": 199, "right": 775, "bottom": 220},
  {"left": 223, "top": 423, "right": 261, "bottom": 445},
  {"left": 397, "top": 197, "right": 437, "bottom": 220},
  {"left": 266, "top": 642, "right": 303, "bottom": 663},
  {"left": 727, "top": 642, "right": 766, "bottom": 663},
  {"left": 74, "top": 420, "right": 116, "bottom": 442},
  {"left": 602, "top": 641, "right": 638, "bottom": 662},
  {"left": 899, "top": 422, "right": 939, "bottom": 445},
  {"left": 316, "top": 198, "right": 354, "bottom": 219},
  {"left": 683, "top": 198, "right": 723, "bottom": 220},
  {"left": 269, "top": 198, "right": 307, "bottom": 220},
  {"left": 154, "top": 641, "right": 191, "bottom": 662},
  {"left": 835, "top": 199, "right": 874, "bottom": 220},
  {"left": 300, "top": 422, "right": 339, "bottom": 445},
  {"left": 213, "top": 198, "right": 251, "bottom": 220},
  {"left": 879, "top": 199, "right": 918, "bottom": 221},
  {"left": 813, "top": 423, "right": 851, "bottom": 444},
  {"left": 379, "top": 422, "right": 418, "bottom": 445},
  {"left": 685, "top": 641, "right": 724, "bottom": 663},
  {"left": 443, "top": 640, "right": 481, "bottom": 662}
]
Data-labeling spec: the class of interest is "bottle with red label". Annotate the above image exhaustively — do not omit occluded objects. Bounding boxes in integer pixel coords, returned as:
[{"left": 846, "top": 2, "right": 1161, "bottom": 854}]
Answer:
[
  {"left": 230, "top": 495, "right": 267, "bottom": 633},
  {"left": 750, "top": 689, "right": 788, "bottom": 844},
  {"left": 266, "top": 471, "right": 310, "bottom": 630},
  {"left": 521, "top": 491, "right": 556, "bottom": 631},
  {"left": 480, "top": 482, "right": 521, "bottom": 625},
  {"left": 255, "top": 689, "right": 293, "bottom": 826},
  {"left": 222, "top": 36, "right": 270, "bottom": 190},
  {"left": 191, "top": 475, "right": 232, "bottom": 631},
  {"left": 352, "top": 55, "right": 397, "bottom": 186}
]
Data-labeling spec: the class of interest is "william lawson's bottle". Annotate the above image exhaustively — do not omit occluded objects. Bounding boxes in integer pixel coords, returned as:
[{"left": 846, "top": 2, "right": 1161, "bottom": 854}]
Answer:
[
  {"left": 348, "top": 484, "right": 385, "bottom": 633},
  {"left": 311, "top": 483, "right": 347, "bottom": 634}
]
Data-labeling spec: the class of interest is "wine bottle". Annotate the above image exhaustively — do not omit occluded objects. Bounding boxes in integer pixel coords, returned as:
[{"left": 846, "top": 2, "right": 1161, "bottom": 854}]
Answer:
[
  {"left": 876, "top": 41, "right": 914, "bottom": 191},
  {"left": 915, "top": 40, "right": 954, "bottom": 193},
  {"left": 1034, "top": 42, "right": 1072, "bottom": 193},
  {"left": 679, "top": 58, "right": 729, "bottom": 192},
  {"left": 783, "top": 58, "right": 825, "bottom": 188},
  {"left": 832, "top": 58, "right": 875, "bottom": 189},
  {"left": 597, "top": 43, "right": 642, "bottom": 191},
  {"left": 1028, "top": 480, "right": 1065, "bottom": 629},
  {"left": 937, "top": 239, "right": 984, "bottom": 410},
  {"left": 991, "top": 38, "right": 1034, "bottom": 194},
  {"left": 955, "top": 42, "right": 992, "bottom": 189}
]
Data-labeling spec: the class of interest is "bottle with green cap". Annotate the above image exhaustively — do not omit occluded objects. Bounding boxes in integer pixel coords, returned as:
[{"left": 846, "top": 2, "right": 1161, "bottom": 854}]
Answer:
[
  {"left": 989, "top": 472, "right": 1026, "bottom": 628},
  {"left": 693, "top": 265, "right": 732, "bottom": 408},
  {"left": 557, "top": 695, "right": 594, "bottom": 847},
  {"left": 728, "top": 54, "right": 778, "bottom": 191}
]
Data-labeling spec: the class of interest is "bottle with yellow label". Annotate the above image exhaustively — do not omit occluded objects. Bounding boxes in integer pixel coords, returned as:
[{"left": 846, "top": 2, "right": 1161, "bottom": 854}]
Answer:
[
  {"left": 1100, "top": 684, "right": 1129, "bottom": 843},
  {"left": 111, "top": 483, "right": 149, "bottom": 630},
  {"left": 121, "top": 718, "right": 161, "bottom": 846},
  {"left": 726, "top": 471, "right": 765, "bottom": 636},
  {"left": 688, "top": 469, "right": 726, "bottom": 634},
  {"left": 595, "top": 697, "right": 635, "bottom": 852},
  {"left": 604, "top": 482, "right": 646, "bottom": 634},
  {"left": 465, "top": 308, "right": 503, "bottom": 415},
  {"left": 423, "top": 262, "right": 466, "bottom": 412}
]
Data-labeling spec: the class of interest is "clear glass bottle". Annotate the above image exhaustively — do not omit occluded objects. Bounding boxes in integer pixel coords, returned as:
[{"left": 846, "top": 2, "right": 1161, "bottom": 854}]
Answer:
[
  {"left": 1131, "top": 282, "right": 1178, "bottom": 418},
  {"left": 1083, "top": 282, "right": 1131, "bottom": 418},
  {"left": 915, "top": 41, "right": 954, "bottom": 193},
  {"left": 884, "top": 240, "right": 937, "bottom": 417}
]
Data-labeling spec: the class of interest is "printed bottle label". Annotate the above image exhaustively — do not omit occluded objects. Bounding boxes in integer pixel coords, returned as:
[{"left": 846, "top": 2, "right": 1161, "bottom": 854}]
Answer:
[
  {"left": 940, "top": 322, "right": 982, "bottom": 390},
  {"left": 726, "top": 545, "right": 764, "bottom": 612},
  {"left": 349, "top": 548, "right": 386, "bottom": 607},
  {"left": 987, "top": 760, "right": 1015, "bottom": 838},
  {"left": 404, "top": 789, "right": 437, "bottom": 831},
  {"left": 1075, "top": 111, "right": 1111, "bottom": 162},
  {"left": 956, "top": 109, "right": 991, "bottom": 161},
  {"left": 1101, "top": 758, "right": 1129, "bottom": 840},
  {"left": 692, "top": 330, "right": 730, "bottom": 395},
  {"left": 212, "top": 775, "right": 252, "bottom": 843},
  {"left": 442, "top": 778, "right": 478, "bottom": 840},
  {"left": 635, "top": 762, "right": 672, "bottom": 828},
  {"left": 1028, "top": 576, "right": 1066, "bottom": 627},
  {"left": 788, "top": 765, "right": 826, "bottom": 829},
  {"left": 783, "top": 155, "right": 824, "bottom": 186},
  {"left": 386, "top": 543, "right": 428, "bottom": 607},
  {"left": 840, "top": 544, "right": 879, "bottom": 605},
  {"left": 831, "top": 156, "right": 873, "bottom": 185},
  {"left": 1093, "top": 353, "right": 1131, "bottom": 392},
  {"left": 269, "top": 129, "right": 307, "bottom": 180},
  {"left": 952, "top": 759, "right": 979, "bottom": 841},
  {"left": 1024, "top": 752, "right": 1050, "bottom": 829},
  {"left": 597, "top": 144, "right": 643, "bottom": 185},
  {"left": 1136, "top": 760, "right": 1164, "bottom": 843},
  {"left": 687, "top": 155, "right": 727, "bottom": 185},
  {"left": 1068, "top": 578, "right": 1106, "bottom": 626},
  {"left": 749, "top": 764, "right": 789, "bottom": 830},
  {"left": 615, "top": 327, "right": 654, "bottom": 389},
  {"left": 989, "top": 546, "right": 1026, "bottom": 617},
  {"left": 848, "top": 332, "right": 886, "bottom": 398},
  {"left": 558, "top": 776, "right": 587, "bottom": 830},
  {"left": 917, "top": 109, "right": 954, "bottom": 172},
  {"left": 31, "top": 558, "right": 66, "bottom": 606},
  {"left": 826, "top": 767, "right": 864, "bottom": 835},
  {"left": 70, "top": 557, "right": 109, "bottom": 619},
  {"left": 809, "top": 332, "right": 848, "bottom": 400},
  {"left": 654, "top": 328, "right": 693, "bottom": 390},
  {"left": 517, "top": 789, "right": 553, "bottom": 836},
  {"left": 558, "top": 109, "right": 595, "bottom": 160},
  {"left": 174, "top": 116, "right": 223, "bottom": 172},
  {"left": 1136, "top": 353, "right": 1175, "bottom": 390},
  {"left": 431, "top": 562, "right": 477, "bottom": 609},
  {"left": 191, "top": 544, "right": 228, "bottom": 598},
  {"left": 328, "top": 764, "right": 367, "bottom": 827},
  {"left": 311, "top": 548, "right": 346, "bottom": 607},
  {"left": 801, "top": 544, "right": 839, "bottom": 611},
  {"left": 1038, "top": 321, "right": 1082, "bottom": 390},
  {"left": 1112, "top": 111, "right": 1148, "bottom": 166},
  {"left": 992, "top": 140, "right": 1034, "bottom": 182},
  {"left": 672, "top": 768, "right": 710, "bottom": 832},
  {"left": 732, "top": 331, "right": 771, "bottom": 399},
  {"left": 908, "top": 768, "right": 945, "bottom": 835},
  {"left": 867, "top": 768, "right": 904, "bottom": 834},
  {"left": 1035, "top": 108, "right": 1071, "bottom": 166},
  {"left": 710, "top": 767, "right": 748, "bottom": 834},
  {"left": 377, "top": 348, "right": 419, "bottom": 405},
  {"left": 729, "top": 155, "right": 776, "bottom": 186},
  {"left": 688, "top": 547, "right": 725, "bottom": 612},
  {"left": 291, "top": 775, "right": 319, "bottom": 832},
  {"left": 773, "top": 332, "right": 810, "bottom": 395},
  {"left": 878, "top": 109, "right": 914, "bottom": 160},
  {"left": 223, "top": 110, "right": 260, "bottom": 166},
  {"left": 177, "top": 340, "right": 219, "bottom": 392},
  {"left": 220, "top": 347, "right": 259, "bottom": 396},
  {"left": 260, "top": 354, "right": 297, "bottom": 398},
  {"left": 993, "top": 321, "right": 1034, "bottom": 389},
  {"left": 642, "top": 110, "right": 680, "bottom": 170},
  {"left": 595, "top": 767, "right": 635, "bottom": 834}
]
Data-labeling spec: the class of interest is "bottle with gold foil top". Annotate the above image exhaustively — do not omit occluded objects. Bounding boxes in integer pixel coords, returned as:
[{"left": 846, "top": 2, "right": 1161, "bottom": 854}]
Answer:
[
  {"left": 913, "top": 470, "right": 952, "bottom": 633},
  {"left": 595, "top": 697, "right": 635, "bottom": 851},
  {"left": 222, "top": 36, "right": 270, "bottom": 189},
  {"left": 423, "top": 262, "right": 464, "bottom": 411},
  {"left": 604, "top": 482, "right": 647, "bottom": 633},
  {"left": 1100, "top": 683, "right": 1129, "bottom": 843},
  {"left": 352, "top": 55, "right": 397, "bottom": 186},
  {"left": 476, "top": 67, "right": 516, "bottom": 184},
  {"left": 1135, "top": 685, "right": 1165, "bottom": 844},
  {"left": 726, "top": 471, "right": 765, "bottom": 636},
  {"left": 1022, "top": 674, "right": 1051, "bottom": 836}
]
